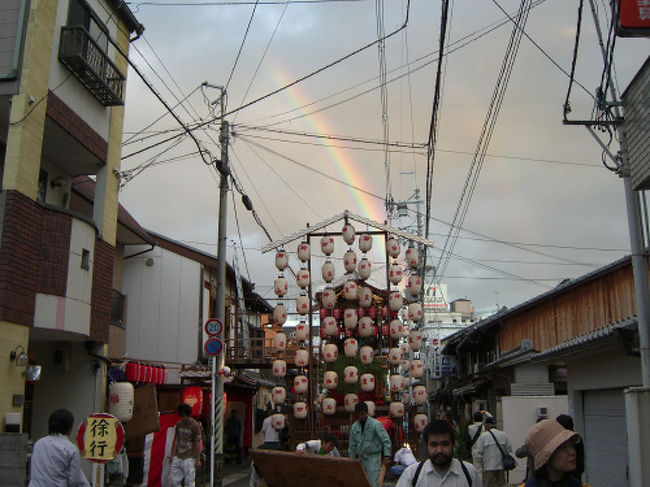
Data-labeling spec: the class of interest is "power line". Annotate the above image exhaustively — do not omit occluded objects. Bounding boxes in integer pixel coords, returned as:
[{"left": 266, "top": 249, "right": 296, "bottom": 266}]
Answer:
[{"left": 225, "top": 0, "right": 260, "bottom": 93}]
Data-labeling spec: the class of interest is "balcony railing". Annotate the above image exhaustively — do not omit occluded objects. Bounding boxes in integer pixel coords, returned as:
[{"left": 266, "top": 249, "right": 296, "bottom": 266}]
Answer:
[{"left": 58, "top": 26, "right": 125, "bottom": 106}]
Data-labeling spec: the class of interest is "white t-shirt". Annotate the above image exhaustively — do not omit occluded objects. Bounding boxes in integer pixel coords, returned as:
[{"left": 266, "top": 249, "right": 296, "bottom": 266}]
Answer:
[
  {"left": 394, "top": 447, "right": 417, "bottom": 466},
  {"left": 261, "top": 416, "right": 279, "bottom": 443}
]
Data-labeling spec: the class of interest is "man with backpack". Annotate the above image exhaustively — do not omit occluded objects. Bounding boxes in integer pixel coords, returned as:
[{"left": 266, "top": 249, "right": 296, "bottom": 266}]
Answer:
[
  {"left": 396, "top": 420, "right": 482, "bottom": 487},
  {"left": 472, "top": 417, "right": 513, "bottom": 487}
]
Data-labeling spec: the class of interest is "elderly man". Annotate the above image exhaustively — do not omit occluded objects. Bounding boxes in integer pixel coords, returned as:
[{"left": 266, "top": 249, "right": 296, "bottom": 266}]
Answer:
[
  {"left": 348, "top": 402, "right": 392, "bottom": 487},
  {"left": 472, "top": 417, "right": 512, "bottom": 487}
]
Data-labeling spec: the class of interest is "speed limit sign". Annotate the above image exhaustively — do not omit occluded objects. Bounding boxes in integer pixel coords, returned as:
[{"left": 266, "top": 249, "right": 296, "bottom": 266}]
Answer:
[{"left": 204, "top": 318, "right": 223, "bottom": 336}]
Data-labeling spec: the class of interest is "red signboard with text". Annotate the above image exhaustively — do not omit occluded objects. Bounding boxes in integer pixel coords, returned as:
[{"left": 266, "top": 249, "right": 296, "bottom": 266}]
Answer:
[{"left": 618, "top": 0, "right": 650, "bottom": 37}]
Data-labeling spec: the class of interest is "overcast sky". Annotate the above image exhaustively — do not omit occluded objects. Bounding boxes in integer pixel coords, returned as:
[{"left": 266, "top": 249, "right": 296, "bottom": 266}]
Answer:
[{"left": 118, "top": 0, "right": 649, "bottom": 317}]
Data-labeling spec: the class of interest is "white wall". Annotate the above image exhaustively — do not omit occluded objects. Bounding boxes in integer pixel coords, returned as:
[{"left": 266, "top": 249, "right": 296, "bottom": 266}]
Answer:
[{"left": 500, "top": 395, "right": 569, "bottom": 484}]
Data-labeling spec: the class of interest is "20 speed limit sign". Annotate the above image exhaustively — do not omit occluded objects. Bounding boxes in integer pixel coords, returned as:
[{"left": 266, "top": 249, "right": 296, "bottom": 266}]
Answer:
[{"left": 204, "top": 318, "right": 223, "bottom": 336}]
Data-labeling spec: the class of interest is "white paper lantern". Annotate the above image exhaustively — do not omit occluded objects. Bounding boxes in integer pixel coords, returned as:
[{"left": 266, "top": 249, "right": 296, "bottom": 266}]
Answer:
[
  {"left": 294, "top": 402, "right": 308, "bottom": 419},
  {"left": 295, "top": 349, "right": 309, "bottom": 368},
  {"left": 344, "top": 308, "right": 358, "bottom": 329},
  {"left": 400, "top": 307, "right": 409, "bottom": 322},
  {"left": 405, "top": 246, "right": 420, "bottom": 268},
  {"left": 409, "top": 330, "right": 423, "bottom": 350},
  {"left": 386, "top": 237, "right": 401, "bottom": 258},
  {"left": 344, "top": 338, "right": 358, "bottom": 357},
  {"left": 401, "top": 359, "right": 411, "bottom": 373},
  {"left": 360, "top": 373, "right": 375, "bottom": 392},
  {"left": 295, "top": 321, "right": 309, "bottom": 341},
  {"left": 271, "top": 413, "right": 285, "bottom": 430},
  {"left": 413, "top": 385, "right": 427, "bottom": 405},
  {"left": 273, "top": 304, "right": 287, "bottom": 325},
  {"left": 389, "top": 263, "right": 403, "bottom": 285},
  {"left": 274, "top": 277, "right": 288, "bottom": 297},
  {"left": 402, "top": 392, "right": 411, "bottom": 405},
  {"left": 358, "top": 234, "right": 373, "bottom": 253},
  {"left": 365, "top": 401, "right": 376, "bottom": 417},
  {"left": 322, "top": 316, "right": 338, "bottom": 337},
  {"left": 400, "top": 342, "right": 410, "bottom": 356},
  {"left": 324, "top": 371, "right": 338, "bottom": 390},
  {"left": 406, "top": 274, "right": 422, "bottom": 296},
  {"left": 358, "top": 316, "right": 374, "bottom": 337},
  {"left": 388, "top": 291, "right": 403, "bottom": 311},
  {"left": 414, "top": 414, "right": 428, "bottom": 433},
  {"left": 390, "top": 402, "right": 405, "bottom": 418},
  {"left": 275, "top": 250, "right": 289, "bottom": 271},
  {"left": 357, "top": 258, "right": 372, "bottom": 280},
  {"left": 322, "top": 397, "right": 337, "bottom": 415},
  {"left": 320, "top": 236, "right": 335, "bottom": 256},
  {"left": 343, "top": 280, "right": 358, "bottom": 300},
  {"left": 401, "top": 376, "right": 410, "bottom": 390},
  {"left": 273, "top": 333, "right": 287, "bottom": 351},
  {"left": 296, "top": 295, "right": 309, "bottom": 315},
  {"left": 321, "top": 287, "right": 336, "bottom": 309},
  {"left": 358, "top": 287, "right": 373, "bottom": 308},
  {"left": 344, "top": 393, "right": 359, "bottom": 413},
  {"left": 408, "top": 302, "right": 422, "bottom": 322},
  {"left": 390, "top": 374, "right": 405, "bottom": 393},
  {"left": 343, "top": 366, "right": 359, "bottom": 384},
  {"left": 109, "top": 382, "right": 134, "bottom": 423},
  {"left": 321, "top": 261, "right": 335, "bottom": 283},
  {"left": 297, "top": 242, "right": 310, "bottom": 262},
  {"left": 389, "top": 319, "right": 404, "bottom": 339},
  {"left": 410, "top": 359, "right": 424, "bottom": 378},
  {"left": 343, "top": 250, "right": 357, "bottom": 273},
  {"left": 294, "top": 375, "right": 308, "bottom": 394},
  {"left": 296, "top": 268, "right": 310, "bottom": 289},
  {"left": 389, "top": 347, "right": 403, "bottom": 365},
  {"left": 323, "top": 343, "right": 338, "bottom": 362},
  {"left": 272, "top": 386, "right": 286, "bottom": 404},
  {"left": 360, "top": 346, "right": 374, "bottom": 365},
  {"left": 272, "top": 360, "right": 286, "bottom": 378},
  {"left": 342, "top": 223, "right": 356, "bottom": 245}
]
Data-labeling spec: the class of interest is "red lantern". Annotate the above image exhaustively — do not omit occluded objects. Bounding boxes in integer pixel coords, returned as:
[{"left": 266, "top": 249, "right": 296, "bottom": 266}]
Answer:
[
  {"left": 368, "top": 307, "right": 377, "bottom": 319},
  {"left": 161, "top": 368, "right": 167, "bottom": 385},
  {"left": 357, "top": 307, "right": 366, "bottom": 318},
  {"left": 136, "top": 363, "right": 144, "bottom": 382},
  {"left": 183, "top": 386, "right": 203, "bottom": 417},
  {"left": 381, "top": 324, "right": 389, "bottom": 336},
  {"left": 125, "top": 362, "right": 138, "bottom": 382},
  {"left": 344, "top": 328, "right": 353, "bottom": 338},
  {"left": 332, "top": 308, "right": 342, "bottom": 320},
  {"left": 319, "top": 308, "right": 329, "bottom": 320},
  {"left": 381, "top": 306, "right": 389, "bottom": 319},
  {"left": 372, "top": 325, "right": 378, "bottom": 336}
]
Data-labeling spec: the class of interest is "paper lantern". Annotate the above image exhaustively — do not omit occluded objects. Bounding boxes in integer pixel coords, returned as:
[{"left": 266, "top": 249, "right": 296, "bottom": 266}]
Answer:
[
  {"left": 388, "top": 291, "right": 403, "bottom": 311},
  {"left": 342, "top": 223, "right": 356, "bottom": 245},
  {"left": 321, "top": 287, "right": 336, "bottom": 309},
  {"left": 344, "top": 393, "right": 359, "bottom": 413},
  {"left": 389, "top": 319, "right": 404, "bottom": 339},
  {"left": 322, "top": 317, "right": 338, "bottom": 337},
  {"left": 297, "top": 242, "right": 310, "bottom": 262},
  {"left": 182, "top": 386, "right": 203, "bottom": 417},
  {"left": 273, "top": 304, "right": 287, "bottom": 325},
  {"left": 296, "top": 295, "right": 309, "bottom": 315},
  {"left": 324, "top": 371, "right": 338, "bottom": 390},
  {"left": 358, "top": 287, "right": 373, "bottom": 308},
  {"left": 358, "top": 316, "right": 374, "bottom": 337},
  {"left": 294, "top": 375, "right": 308, "bottom": 394},
  {"left": 296, "top": 321, "right": 309, "bottom": 341},
  {"left": 390, "top": 374, "right": 405, "bottom": 393},
  {"left": 401, "top": 359, "right": 411, "bottom": 373},
  {"left": 414, "top": 414, "right": 428, "bottom": 433},
  {"left": 109, "top": 382, "right": 134, "bottom": 423},
  {"left": 401, "top": 376, "right": 410, "bottom": 390},
  {"left": 274, "top": 277, "right": 288, "bottom": 297},
  {"left": 408, "top": 302, "right": 422, "bottom": 322},
  {"left": 360, "top": 373, "right": 375, "bottom": 392},
  {"left": 410, "top": 359, "right": 424, "bottom": 378},
  {"left": 413, "top": 385, "right": 427, "bottom": 405},
  {"left": 400, "top": 307, "right": 409, "bottom": 322},
  {"left": 297, "top": 269, "right": 310, "bottom": 289},
  {"left": 321, "top": 236, "right": 335, "bottom": 256},
  {"left": 273, "top": 333, "right": 287, "bottom": 351},
  {"left": 389, "top": 263, "right": 403, "bottom": 285},
  {"left": 272, "top": 360, "right": 286, "bottom": 378},
  {"left": 294, "top": 402, "right": 308, "bottom": 419},
  {"left": 344, "top": 366, "right": 359, "bottom": 384},
  {"left": 323, "top": 344, "right": 338, "bottom": 363},
  {"left": 390, "top": 402, "right": 405, "bottom": 418},
  {"left": 409, "top": 330, "right": 423, "bottom": 350},
  {"left": 344, "top": 308, "right": 358, "bottom": 329},
  {"left": 295, "top": 349, "right": 309, "bottom": 368},
  {"left": 322, "top": 397, "right": 337, "bottom": 415},
  {"left": 333, "top": 308, "right": 342, "bottom": 320},
  {"left": 365, "top": 401, "right": 376, "bottom": 417},
  {"left": 343, "top": 280, "right": 358, "bottom": 300},
  {"left": 386, "top": 237, "right": 400, "bottom": 258},
  {"left": 405, "top": 246, "right": 420, "bottom": 268},
  {"left": 271, "top": 413, "right": 285, "bottom": 430},
  {"left": 275, "top": 250, "right": 288, "bottom": 271},
  {"left": 389, "top": 347, "right": 403, "bottom": 365},
  {"left": 368, "top": 307, "right": 378, "bottom": 319},
  {"left": 360, "top": 346, "right": 374, "bottom": 365},
  {"left": 344, "top": 338, "right": 358, "bottom": 357},
  {"left": 343, "top": 250, "right": 357, "bottom": 273},
  {"left": 358, "top": 234, "right": 373, "bottom": 253},
  {"left": 272, "top": 386, "right": 286, "bottom": 404},
  {"left": 321, "top": 260, "right": 335, "bottom": 283},
  {"left": 406, "top": 274, "right": 422, "bottom": 296},
  {"left": 358, "top": 258, "right": 372, "bottom": 280},
  {"left": 402, "top": 392, "right": 411, "bottom": 405}
]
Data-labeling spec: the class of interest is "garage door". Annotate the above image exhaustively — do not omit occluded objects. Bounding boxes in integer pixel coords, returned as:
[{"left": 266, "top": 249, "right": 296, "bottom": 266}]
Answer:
[{"left": 583, "top": 388, "right": 628, "bottom": 487}]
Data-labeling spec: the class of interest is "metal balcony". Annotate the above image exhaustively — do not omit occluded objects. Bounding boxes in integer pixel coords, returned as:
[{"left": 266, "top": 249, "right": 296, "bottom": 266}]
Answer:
[{"left": 58, "top": 26, "right": 125, "bottom": 106}]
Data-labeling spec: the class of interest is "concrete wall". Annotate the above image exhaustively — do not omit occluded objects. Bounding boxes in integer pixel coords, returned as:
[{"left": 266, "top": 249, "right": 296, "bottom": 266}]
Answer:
[{"left": 0, "top": 322, "right": 29, "bottom": 432}]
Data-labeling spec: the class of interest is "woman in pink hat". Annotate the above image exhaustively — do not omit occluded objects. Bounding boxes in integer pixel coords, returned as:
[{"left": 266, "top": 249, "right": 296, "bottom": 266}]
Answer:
[{"left": 521, "top": 419, "right": 590, "bottom": 487}]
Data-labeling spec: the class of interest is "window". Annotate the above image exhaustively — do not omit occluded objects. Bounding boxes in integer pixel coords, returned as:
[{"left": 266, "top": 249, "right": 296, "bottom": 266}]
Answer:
[
  {"left": 110, "top": 290, "right": 126, "bottom": 328},
  {"left": 37, "top": 169, "right": 48, "bottom": 203},
  {"left": 67, "top": 0, "right": 108, "bottom": 52},
  {"left": 81, "top": 248, "right": 90, "bottom": 270}
]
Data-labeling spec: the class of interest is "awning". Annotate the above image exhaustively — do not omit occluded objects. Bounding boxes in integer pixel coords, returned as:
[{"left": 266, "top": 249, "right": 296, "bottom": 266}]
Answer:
[{"left": 452, "top": 380, "right": 488, "bottom": 397}]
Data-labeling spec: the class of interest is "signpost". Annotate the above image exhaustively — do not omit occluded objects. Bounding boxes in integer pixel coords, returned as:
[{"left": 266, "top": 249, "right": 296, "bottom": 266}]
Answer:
[
  {"left": 77, "top": 413, "right": 125, "bottom": 487},
  {"left": 204, "top": 337, "right": 224, "bottom": 357},
  {"left": 205, "top": 318, "right": 223, "bottom": 337}
]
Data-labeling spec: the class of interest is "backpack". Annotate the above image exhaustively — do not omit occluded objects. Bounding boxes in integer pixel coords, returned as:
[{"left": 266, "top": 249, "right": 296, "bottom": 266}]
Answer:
[{"left": 411, "top": 459, "right": 472, "bottom": 486}]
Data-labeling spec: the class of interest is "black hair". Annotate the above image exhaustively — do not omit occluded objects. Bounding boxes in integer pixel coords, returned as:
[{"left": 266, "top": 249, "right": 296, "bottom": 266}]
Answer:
[
  {"left": 49, "top": 409, "right": 74, "bottom": 435},
  {"left": 354, "top": 402, "right": 368, "bottom": 413},
  {"left": 556, "top": 414, "right": 574, "bottom": 431},
  {"left": 177, "top": 403, "right": 193, "bottom": 417},
  {"left": 422, "top": 419, "right": 456, "bottom": 445},
  {"left": 473, "top": 412, "right": 484, "bottom": 422},
  {"left": 321, "top": 433, "right": 339, "bottom": 448}
]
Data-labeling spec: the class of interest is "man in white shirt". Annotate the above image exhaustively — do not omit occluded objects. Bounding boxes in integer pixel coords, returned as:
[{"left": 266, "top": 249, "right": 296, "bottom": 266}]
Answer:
[
  {"left": 471, "top": 417, "right": 512, "bottom": 487},
  {"left": 397, "top": 420, "right": 482, "bottom": 487},
  {"left": 391, "top": 444, "right": 417, "bottom": 477},
  {"left": 296, "top": 433, "right": 340, "bottom": 456},
  {"left": 259, "top": 411, "right": 279, "bottom": 448}
]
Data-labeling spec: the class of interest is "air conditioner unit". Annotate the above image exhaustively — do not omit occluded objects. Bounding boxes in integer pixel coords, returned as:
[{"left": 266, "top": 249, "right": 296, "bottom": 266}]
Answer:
[{"left": 537, "top": 406, "right": 549, "bottom": 418}]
